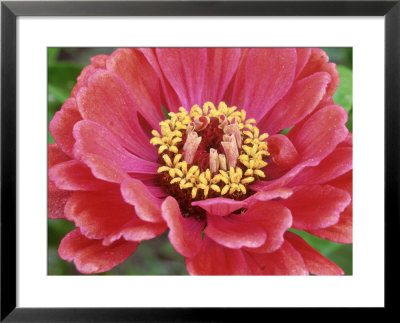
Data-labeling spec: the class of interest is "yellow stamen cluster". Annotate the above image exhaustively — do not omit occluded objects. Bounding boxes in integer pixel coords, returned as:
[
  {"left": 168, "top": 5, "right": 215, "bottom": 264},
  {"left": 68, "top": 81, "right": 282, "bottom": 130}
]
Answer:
[
  {"left": 150, "top": 102, "right": 270, "bottom": 200},
  {"left": 150, "top": 107, "right": 190, "bottom": 154},
  {"left": 240, "top": 125, "right": 269, "bottom": 178}
]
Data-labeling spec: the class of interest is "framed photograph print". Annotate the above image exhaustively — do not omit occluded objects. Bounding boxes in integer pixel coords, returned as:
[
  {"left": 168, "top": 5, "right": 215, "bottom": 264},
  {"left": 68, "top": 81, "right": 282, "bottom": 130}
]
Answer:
[{"left": 1, "top": 0, "right": 399, "bottom": 321}]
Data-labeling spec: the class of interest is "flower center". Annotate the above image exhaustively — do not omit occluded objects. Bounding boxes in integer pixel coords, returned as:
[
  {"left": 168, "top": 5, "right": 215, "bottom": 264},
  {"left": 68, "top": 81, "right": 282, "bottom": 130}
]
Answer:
[{"left": 150, "top": 102, "right": 270, "bottom": 218}]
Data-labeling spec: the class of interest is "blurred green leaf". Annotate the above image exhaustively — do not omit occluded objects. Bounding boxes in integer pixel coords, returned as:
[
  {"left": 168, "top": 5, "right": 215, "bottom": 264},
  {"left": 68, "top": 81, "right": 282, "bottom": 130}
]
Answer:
[
  {"left": 48, "top": 84, "right": 70, "bottom": 104},
  {"left": 333, "top": 65, "right": 353, "bottom": 114},
  {"left": 48, "top": 131, "right": 55, "bottom": 143},
  {"left": 57, "top": 48, "right": 116, "bottom": 65},
  {"left": 48, "top": 48, "right": 60, "bottom": 64},
  {"left": 48, "top": 63, "right": 83, "bottom": 103},
  {"left": 323, "top": 48, "right": 352, "bottom": 69},
  {"left": 280, "top": 126, "right": 292, "bottom": 135},
  {"left": 281, "top": 62, "right": 353, "bottom": 135},
  {"left": 333, "top": 65, "right": 352, "bottom": 133},
  {"left": 48, "top": 219, "right": 75, "bottom": 247},
  {"left": 105, "top": 233, "right": 187, "bottom": 275},
  {"left": 162, "top": 106, "right": 171, "bottom": 119},
  {"left": 346, "top": 108, "right": 353, "bottom": 133}
]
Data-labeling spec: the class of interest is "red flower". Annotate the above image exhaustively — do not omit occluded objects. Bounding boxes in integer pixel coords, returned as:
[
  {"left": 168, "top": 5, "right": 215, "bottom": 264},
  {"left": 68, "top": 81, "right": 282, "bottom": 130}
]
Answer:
[{"left": 49, "top": 48, "right": 352, "bottom": 275}]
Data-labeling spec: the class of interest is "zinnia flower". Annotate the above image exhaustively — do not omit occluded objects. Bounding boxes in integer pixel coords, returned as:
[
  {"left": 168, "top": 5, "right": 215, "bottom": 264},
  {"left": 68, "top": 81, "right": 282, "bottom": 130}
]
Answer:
[{"left": 49, "top": 48, "right": 352, "bottom": 275}]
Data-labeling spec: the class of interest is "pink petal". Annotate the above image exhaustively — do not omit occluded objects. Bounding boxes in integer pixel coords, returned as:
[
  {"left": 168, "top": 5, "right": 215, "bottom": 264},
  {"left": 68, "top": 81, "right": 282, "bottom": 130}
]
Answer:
[
  {"left": 106, "top": 48, "right": 165, "bottom": 130},
  {"left": 58, "top": 229, "right": 138, "bottom": 274},
  {"left": 49, "top": 160, "right": 115, "bottom": 191},
  {"left": 296, "top": 48, "right": 339, "bottom": 99},
  {"left": 309, "top": 171, "right": 352, "bottom": 243},
  {"left": 267, "top": 134, "right": 300, "bottom": 168},
  {"left": 65, "top": 189, "right": 166, "bottom": 245},
  {"left": 285, "top": 232, "right": 344, "bottom": 275},
  {"left": 342, "top": 132, "right": 353, "bottom": 147},
  {"left": 185, "top": 236, "right": 249, "bottom": 275},
  {"left": 224, "top": 49, "right": 249, "bottom": 105},
  {"left": 280, "top": 184, "right": 350, "bottom": 230},
  {"left": 328, "top": 170, "right": 352, "bottom": 194},
  {"left": 90, "top": 54, "right": 108, "bottom": 68},
  {"left": 161, "top": 197, "right": 204, "bottom": 258},
  {"left": 205, "top": 214, "right": 267, "bottom": 249},
  {"left": 76, "top": 69, "right": 156, "bottom": 161},
  {"left": 48, "top": 144, "right": 72, "bottom": 219},
  {"left": 288, "top": 105, "right": 349, "bottom": 161},
  {"left": 70, "top": 66, "right": 97, "bottom": 98},
  {"left": 289, "top": 146, "right": 352, "bottom": 186},
  {"left": 145, "top": 185, "right": 169, "bottom": 198},
  {"left": 73, "top": 120, "right": 159, "bottom": 183},
  {"left": 139, "top": 48, "right": 182, "bottom": 112},
  {"left": 156, "top": 48, "right": 207, "bottom": 109},
  {"left": 71, "top": 65, "right": 97, "bottom": 98},
  {"left": 120, "top": 178, "right": 164, "bottom": 223},
  {"left": 191, "top": 197, "right": 247, "bottom": 217},
  {"left": 48, "top": 184, "right": 71, "bottom": 219},
  {"left": 259, "top": 72, "right": 331, "bottom": 135},
  {"left": 295, "top": 48, "right": 312, "bottom": 78},
  {"left": 190, "top": 190, "right": 292, "bottom": 240},
  {"left": 308, "top": 205, "right": 352, "bottom": 244},
  {"left": 65, "top": 190, "right": 134, "bottom": 240},
  {"left": 261, "top": 135, "right": 300, "bottom": 180},
  {"left": 244, "top": 241, "right": 308, "bottom": 275},
  {"left": 297, "top": 48, "right": 329, "bottom": 80},
  {"left": 231, "top": 48, "right": 297, "bottom": 120},
  {"left": 321, "top": 62, "right": 340, "bottom": 99},
  {"left": 247, "top": 187, "right": 293, "bottom": 206},
  {"left": 49, "top": 98, "right": 82, "bottom": 158},
  {"left": 121, "top": 173, "right": 158, "bottom": 187},
  {"left": 242, "top": 201, "right": 292, "bottom": 253},
  {"left": 48, "top": 143, "right": 70, "bottom": 167},
  {"left": 285, "top": 96, "right": 334, "bottom": 139},
  {"left": 202, "top": 48, "right": 241, "bottom": 103},
  {"left": 251, "top": 157, "right": 320, "bottom": 191},
  {"left": 71, "top": 54, "right": 108, "bottom": 97},
  {"left": 103, "top": 219, "right": 167, "bottom": 246}
]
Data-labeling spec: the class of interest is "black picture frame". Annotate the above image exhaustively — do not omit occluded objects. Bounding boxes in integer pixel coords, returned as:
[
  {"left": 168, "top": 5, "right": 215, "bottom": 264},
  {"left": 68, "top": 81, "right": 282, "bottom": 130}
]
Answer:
[{"left": 1, "top": 0, "right": 399, "bottom": 321}]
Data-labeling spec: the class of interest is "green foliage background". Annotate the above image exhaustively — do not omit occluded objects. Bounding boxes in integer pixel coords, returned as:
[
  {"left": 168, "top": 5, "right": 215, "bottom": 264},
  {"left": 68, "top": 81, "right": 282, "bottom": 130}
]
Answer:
[{"left": 48, "top": 48, "right": 353, "bottom": 275}]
